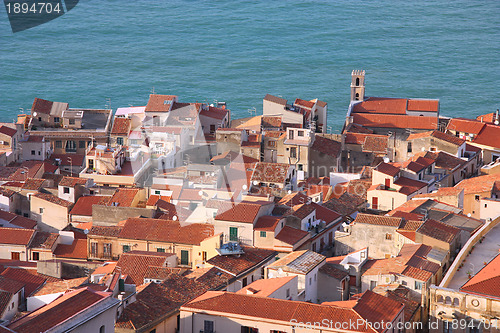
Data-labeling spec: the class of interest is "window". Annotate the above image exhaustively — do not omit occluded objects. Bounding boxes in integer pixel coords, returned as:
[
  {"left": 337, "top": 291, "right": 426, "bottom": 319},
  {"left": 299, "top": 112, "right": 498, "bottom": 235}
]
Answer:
[
  {"left": 69, "top": 118, "right": 75, "bottom": 125},
  {"left": 38, "top": 117, "right": 42, "bottom": 121},
  {"left": 79, "top": 141, "right": 86, "bottom": 148},
  {"left": 91, "top": 242, "right": 98, "bottom": 257},
  {"left": 309, "top": 277, "right": 312, "bottom": 285},
  {"left": 100, "top": 325, "right": 106, "bottom": 333},
  {"left": 386, "top": 233, "right": 392, "bottom": 240},
  {"left": 202, "top": 251, "right": 207, "bottom": 262},
  {"left": 103, "top": 243, "right": 111, "bottom": 257},
  {"left": 32, "top": 252, "right": 40, "bottom": 260},
  {"left": 55, "top": 141, "right": 62, "bottom": 148},
  {"left": 229, "top": 227, "right": 238, "bottom": 242},
  {"left": 298, "top": 164, "right": 303, "bottom": 171},
  {"left": 54, "top": 117, "right": 60, "bottom": 123},
  {"left": 122, "top": 245, "right": 131, "bottom": 253},
  {"left": 288, "top": 130, "right": 294, "bottom": 140},
  {"left": 155, "top": 190, "right": 160, "bottom": 195},
  {"left": 31, "top": 150, "right": 35, "bottom": 155},
  {"left": 370, "top": 280, "right": 377, "bottom": 290},
  {"left": 290, "top": 147, "right": 297, "bottom": 158},
  {"left": 180, "top": 250, "right": 189, "bottom": 266},
  {"left": 415, "top": 281, "right": 423, "bottom": 290},
  {"left": 475, "top": 195, "right": 480, "bottom": 201},
  {"left": 203, "top": 321, "right": 214, "bottom": 333},
  {"left": 117, "top": 137, "right": 124, "bottom": 145},
  {"left": 407, "top": 142, "right": 412, "bottom": 153},
  {"left": 286, "top": 288, "right": 290, "bottom": 298},
  {"left": 66, "top": 140, "right": 77, "bottom": 152},
  {"left": 260, "top": 231, "right": 266, "bottom": 238},
  {"left": 268, "top": 140, "right": 276, "bottom": 147},
  {"left": 157, "top": 247, "right": 165, "bottom": 253},
  {"left": 39, "top": 207, "right": 44, "bottom": 214},
  {"left": 242, "top": 277, "right": 248, "bottom": 287},
  {"left": 298, "top": 130, "right": 304, "bottom": 137},
  {"left": 63, "top": 187, "right": 70, "bottom": 194},
  {"left": 241, "top": 327, "right": 258, "bottom": 333},
  {"left": 401, "top": 280, "right": 407, "bottom": 286}
]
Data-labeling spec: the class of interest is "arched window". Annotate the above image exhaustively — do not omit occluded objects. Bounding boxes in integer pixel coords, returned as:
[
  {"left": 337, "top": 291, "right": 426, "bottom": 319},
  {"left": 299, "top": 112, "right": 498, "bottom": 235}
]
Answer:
[
  {"left": 355, "top": 93, "right": 360, "bottom": 100},
  {"left": 436, "top": 295, "right": 444, "bottom": 303},
  {"left": 356, "top": 78, "right": 360, "bottom": 86},
  {"left": 445, "top": 296, "right": 452, "bottom": 305},
  {"left": 100, "top": 325, "right": 105, "bottom": 333},
  {"left": 453, "top": 298, "right": 460, "bottom": 306}
]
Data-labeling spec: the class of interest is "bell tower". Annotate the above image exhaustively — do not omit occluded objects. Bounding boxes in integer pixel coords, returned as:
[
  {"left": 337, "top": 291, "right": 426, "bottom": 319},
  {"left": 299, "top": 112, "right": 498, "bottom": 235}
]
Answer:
[{"left": 350, "top": 70, "right": 365, "bottom": 101}]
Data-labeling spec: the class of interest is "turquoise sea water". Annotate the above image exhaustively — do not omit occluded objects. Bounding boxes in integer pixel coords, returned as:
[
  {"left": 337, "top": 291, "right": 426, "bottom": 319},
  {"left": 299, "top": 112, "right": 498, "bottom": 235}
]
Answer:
[{"left": 0, "top": 1, "right": 498, "bottom": 132}]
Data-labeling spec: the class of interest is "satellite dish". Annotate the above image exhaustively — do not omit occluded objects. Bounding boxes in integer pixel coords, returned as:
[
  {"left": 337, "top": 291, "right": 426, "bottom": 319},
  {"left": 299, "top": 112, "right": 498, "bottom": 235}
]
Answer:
[
  {"left": 253, "top": 180, "right": 258, "bottom": 186},
  {"left": 288, "top": 190, "right": 292, "bottom": 194},
  {"left": 173, "top": 216, "right": 178, "bottom": 221},
  {"left": 242, "top": 185, "right": 247, "bottom": 190},
  {"left": 198, "top": 190, "right": 204, "bottom": 197},
  {"left": 467, "top": 213, "right": 471, "bottom": 217},
  {"left": 383, "top": 157, "right": 390, "bottom": 163},
  {"left": 33, "top": 112, "right": 37, "bottom": 117}
]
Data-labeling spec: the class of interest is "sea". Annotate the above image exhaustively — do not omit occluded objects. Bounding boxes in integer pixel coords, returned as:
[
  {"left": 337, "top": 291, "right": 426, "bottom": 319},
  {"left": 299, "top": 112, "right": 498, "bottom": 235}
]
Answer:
[{"left": 0, "top": 0, "right": 498, "bottom": 132}]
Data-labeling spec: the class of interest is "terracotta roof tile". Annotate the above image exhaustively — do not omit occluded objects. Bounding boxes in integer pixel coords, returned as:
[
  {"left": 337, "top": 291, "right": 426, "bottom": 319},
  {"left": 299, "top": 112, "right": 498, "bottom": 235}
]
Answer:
[
  {"left": 0, "top": 275, "right": 24, "bottom": 294},
  {"left": 31, "top": 97, "right": 53, "bottom": 115},
  {"left": 33, "top": 192, "right": 73, "bottom": 208},
  {"left": 251, "top": 162, "right": 290, "bottom": 184},
  {"left": 53, "top": 239, "right": 88, "bottom": 259},
  {"left": 407, "top": 99, "right": 439, "bottom": 112},
  {"left": 207, "top": 247, "right": 276, "bottom": 276},
  {"left": 0, "top": 227, "right": 35, "bottom": 245},
  {"left": 417, "top": 219, "right": 460, "bottom": 243},
  {"left": 353, "top": 97, "right": 408, "bottom": 115},
  {"left": 319, "top": 264, "right": 349, "bottom": 281},
  {"left": 108, "top": 188, "right": 139, "bottom": 207},
  {"left": 274, "top": 226, "right": 309, "bottom": 245},
  {"left": 254, "top": 216, "right": 282, "bottom": 231},
  {"left": 473, "top": 123, "right": 500, "bottom": 149},
  {"left": 454, "top": 173, "right": 500, "bottom": 194},
  {"left": 118, "top": 218, "right": 214, "bottom": 245},
  {"left": 58, "top": 176, "right": 87, "bottom": 187},
  {"left": 264, "top": 94, "right": 287, "bottom": 105},
  {"left": 401, "top": 266, "right": 432, "bottom": 281},
  {"left": 31, "top": 277, "right": 88, "bottom": 296},
  {"left": 145, "top": 94, "right": 177, "bottom": 112},
  {"left": 21, "top": 178, "right": 45, "bottom": 190},
  {"left": 354, "top": 214, "right": 402, "bottom": 227},
  {"left": 115, "top": 251, "right": 175, "bottom": 285},
  {"left": 294, "top": 98, "right": 315, "bottom": 109},
  {"left": 199, "top": 106, "right": 229, "bottom": 120},
  {"left": 184, "top": 291, "right": 381, "bottom": 333},
  {"left": 311, "top": 136, "right": 341, "bottom": 157},
  {"left": 261, "top": 116, "right": 282, "bottom": 128},
  {"left": 353, "top": 113, "right": 438, "bottom": 130},
  {"left": 110, "top": 117, "right": 132, "bottom": 135},
  {"left": 88, "top": 225, "right": 123, "bottom": 237},
  {"left": 460, "top": 253, "right": 500, "bottom": 298},
  {"left": 7, "top": 288, "right": 110, "bottom": 333},
  {"left": 116, "top": 276, "right": 209, "bottom": 331},
  {"left": 0, "top": 126, "right": 17, "bottom": 137},
  {"left": 70, "top": 195, "right": 111, "bottom": 216},
  {"left": 447, "top": 118, "right": 485, "bottom": 135},
  {"left": 215, "top": 201, "right": 264, "bottom": 223},
  {"left": 236, "top": 275, "right": 296, "bottom": 297},
  {"left": 29, "top": 232, "right": 58, "bottom": 249},
  {"left": 376, "top": 162, "right": 400, "bottom": 177}
]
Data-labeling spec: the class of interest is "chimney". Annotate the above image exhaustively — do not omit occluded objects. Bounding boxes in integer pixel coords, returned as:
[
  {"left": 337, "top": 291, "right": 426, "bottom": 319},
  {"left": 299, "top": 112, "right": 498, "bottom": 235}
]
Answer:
[{"left": 495, "top": 109, "right": 499, "bottom": 125}]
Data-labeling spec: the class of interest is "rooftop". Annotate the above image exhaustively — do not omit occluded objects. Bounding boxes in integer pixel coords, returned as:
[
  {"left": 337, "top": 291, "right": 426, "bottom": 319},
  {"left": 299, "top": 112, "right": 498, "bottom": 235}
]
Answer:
[{"left": 268, "top": 250, "right": 325, "bottom": 275}]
